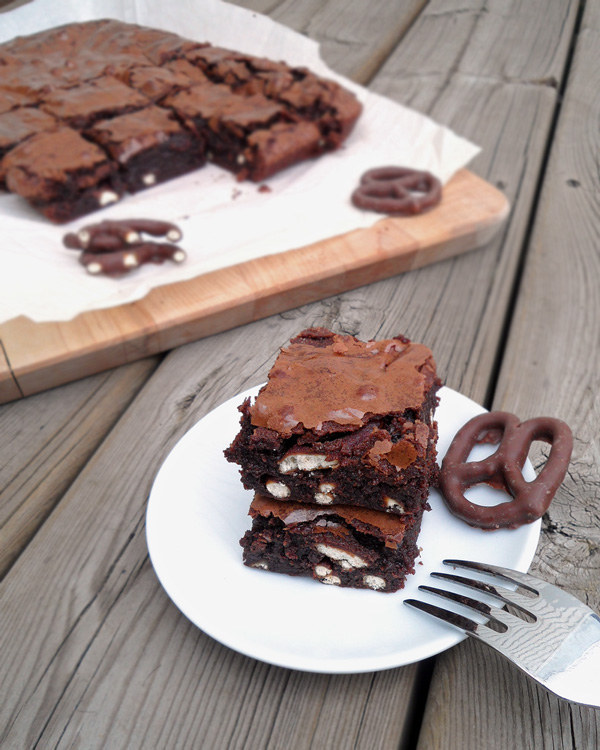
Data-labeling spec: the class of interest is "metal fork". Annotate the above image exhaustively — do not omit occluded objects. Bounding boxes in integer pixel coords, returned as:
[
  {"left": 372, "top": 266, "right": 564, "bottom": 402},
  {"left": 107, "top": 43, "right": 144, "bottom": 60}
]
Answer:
[{"left": 404, "top": 559, "right": 600, "bottom": 708}]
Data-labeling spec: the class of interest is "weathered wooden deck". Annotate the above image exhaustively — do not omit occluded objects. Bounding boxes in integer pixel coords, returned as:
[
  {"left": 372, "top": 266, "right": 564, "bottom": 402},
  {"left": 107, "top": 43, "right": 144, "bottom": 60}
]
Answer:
[{"left": 1, "top": 1, "right": 599, "bottom": 747}]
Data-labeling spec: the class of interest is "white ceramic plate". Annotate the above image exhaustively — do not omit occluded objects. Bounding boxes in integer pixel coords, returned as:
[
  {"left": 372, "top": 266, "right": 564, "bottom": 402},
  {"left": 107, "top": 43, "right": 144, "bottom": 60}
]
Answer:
[{"left": 146, "top": 385, "right": 540, "bottom": 673}]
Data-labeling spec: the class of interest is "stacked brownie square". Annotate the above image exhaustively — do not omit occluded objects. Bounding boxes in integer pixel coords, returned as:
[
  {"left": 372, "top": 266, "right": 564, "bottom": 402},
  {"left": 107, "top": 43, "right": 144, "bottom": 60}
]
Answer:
[
  {"left": 225, "top": 328, "right": 442, "bottom": 592},
  {"left": 0, "top": 19, "right": 362, "bottom": 222}
]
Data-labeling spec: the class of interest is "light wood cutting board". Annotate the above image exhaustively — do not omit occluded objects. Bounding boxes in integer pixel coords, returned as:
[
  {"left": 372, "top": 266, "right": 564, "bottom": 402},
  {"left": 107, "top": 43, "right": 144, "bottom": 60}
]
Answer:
[{"left": 0, "top": 168, "right": 508, "bottom": 404}]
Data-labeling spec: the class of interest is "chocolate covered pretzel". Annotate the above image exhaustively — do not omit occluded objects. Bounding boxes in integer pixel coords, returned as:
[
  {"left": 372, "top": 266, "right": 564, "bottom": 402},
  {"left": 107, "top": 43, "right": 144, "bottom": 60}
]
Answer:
[
  {"left": 64, "top": 218, "right": 182, "bottom": 251},
  {"left": 80, "top": 242, "right": 186, "bottom": 275},
  {"left": 351, "top": 166, "right": 442, "bottom": 215},
  {"left": 64, "top": 218, "right": 185, "bottom": 275},
  {"left": 439, "top": 411, "right": 573, "bottom": 530}
]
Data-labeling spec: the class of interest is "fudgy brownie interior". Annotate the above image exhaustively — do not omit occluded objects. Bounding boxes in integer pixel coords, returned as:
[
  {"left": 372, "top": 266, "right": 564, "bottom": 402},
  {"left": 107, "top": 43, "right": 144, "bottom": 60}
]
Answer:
[{"left": 240, "top": 495, "right": 424, "bottom": 592}]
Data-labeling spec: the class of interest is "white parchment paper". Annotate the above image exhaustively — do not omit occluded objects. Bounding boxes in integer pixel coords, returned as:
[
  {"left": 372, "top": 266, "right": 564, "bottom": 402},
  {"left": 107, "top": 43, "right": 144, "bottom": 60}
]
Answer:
[{"left": 0, "top": 0, "right": 480, "bottom": 323}]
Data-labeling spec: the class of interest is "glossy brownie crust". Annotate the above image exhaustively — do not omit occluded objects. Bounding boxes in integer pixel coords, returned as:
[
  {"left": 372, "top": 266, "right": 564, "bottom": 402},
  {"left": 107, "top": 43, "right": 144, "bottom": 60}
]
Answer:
[
  {"left": 225, "top": 328, "right": 441, "bottom": 515},
  {"left": 240, "top": 495, "right": 423, "bottom": 592}
]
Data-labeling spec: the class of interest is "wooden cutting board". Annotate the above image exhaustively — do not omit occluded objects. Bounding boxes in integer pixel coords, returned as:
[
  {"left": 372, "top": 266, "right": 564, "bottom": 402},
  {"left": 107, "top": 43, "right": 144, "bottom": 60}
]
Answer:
[{"left": 0, "top": 169, "right": 508, "bottom": 404}]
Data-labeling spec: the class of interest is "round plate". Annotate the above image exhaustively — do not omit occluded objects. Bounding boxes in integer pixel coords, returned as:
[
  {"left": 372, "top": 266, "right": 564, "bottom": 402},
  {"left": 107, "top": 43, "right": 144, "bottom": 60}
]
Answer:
[{"left": 146, "top": 385, "right": 540, "bottom": 673}]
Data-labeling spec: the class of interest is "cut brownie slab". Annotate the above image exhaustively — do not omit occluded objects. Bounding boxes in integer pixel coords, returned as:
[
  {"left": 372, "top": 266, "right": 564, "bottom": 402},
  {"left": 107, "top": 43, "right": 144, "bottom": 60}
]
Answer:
[
  {"left": 86, "top": 106, "right": 205, "bottom": 193},
  {"left": 3, "top": 127, "right": 122, "bottom": 222},
  {"left": 0, "top": 20, "right": 362, "bottom": 220},
  {"left": 240, "top": 494, "right": 423, "bottom": 592},
  {"left": 225, "top": 328, "right": 441, "bottom": 515}
]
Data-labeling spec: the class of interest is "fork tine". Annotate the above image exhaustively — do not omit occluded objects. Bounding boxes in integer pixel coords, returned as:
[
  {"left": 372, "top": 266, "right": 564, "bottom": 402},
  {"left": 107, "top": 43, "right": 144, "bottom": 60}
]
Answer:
[
  {"left": 419, "top": 584, "right": 506, "bottom": 623},
  {"left": 443, "top": 559, "right": 540, "bottom": 594},
  {"left": 404, "top": 598, "right": 479, "bottom": 633},
  {"left": 419, "top": 574, "right": 537, "bottom": 633},
  {"left": 430, "top": 572, "right": 538, "bottom": 619}
]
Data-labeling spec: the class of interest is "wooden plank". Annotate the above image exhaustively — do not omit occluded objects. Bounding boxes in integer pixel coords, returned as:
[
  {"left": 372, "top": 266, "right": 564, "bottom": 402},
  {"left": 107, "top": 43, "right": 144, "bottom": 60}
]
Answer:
[
  {"left": 0, "top": 1, "right": 585, "bottom": 748},
  {"left": 0, "top": 330, "right": 423, "bottom": 748},
  {"left": 230, "top": 0, "right": 428, "bottom": 84},
  {"left": 0, "top": 357, "right": 158, "bottom": 579},
  {"left": 0, "top": 170, "right": 508, "bottom": 404},
  {"left": 361, "top": 0, "right": 572, "bottom": 405},
  {"left": 0, "top": 340, "right": 22, "bottom": 403},
  {"left": 418, "top": 1, "right": 600, "bottom": 747},
  {"left": 0, "top": 0, "right": 465, "bottom": 407},
  {"left": 0, "top": 4, "right": 434, "bottom": 745}
]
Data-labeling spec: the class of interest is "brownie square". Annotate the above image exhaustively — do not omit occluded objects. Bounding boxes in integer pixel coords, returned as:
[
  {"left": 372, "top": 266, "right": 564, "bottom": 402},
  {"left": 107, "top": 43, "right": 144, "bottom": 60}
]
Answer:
[
  {"left": 0, "top": 20, "right": 113, "bottom": 61},
  {"left": 225, "top": 328, "right": 441, "bottom": 515},
  {"left": 0, "top": 89, "right": 32, "bottom": 115},
  {"left": 0, "top": 107, "right": 58, "bottom": 185},
  {"left": 40, "top": 76, "right": 149, "bottom": 130},
  {"left": 243, "top": 120, "right": 323, "bottom": 180},
  {"left": 278, "top": 73, "right": 363, "bottom": 149},
  {"left": 86, "top": 106, "right": 205, "bottom": 192},
  {"left": 133, "top": 28, "right": 206, "bottom": 66},
  {"left": 163, "top": 59, "right": 211, "bottom": 85},
  {"left": 122, "top": 65, "right": 202, "bottom": 102},
  {"left": 0, "top": 61, "right": 63, "bottom": 103},
  {"left": 240, "top": 494, "right": 424, "bottom": 592},
  {"left": 3, "top": 127, "right": 122, "bottom": 222},
  {"left": 185, "top": 46, "right": 284, "bottom": 91},
  {"left": 165, "top": 83, "right": 321, "bottom": 181}
]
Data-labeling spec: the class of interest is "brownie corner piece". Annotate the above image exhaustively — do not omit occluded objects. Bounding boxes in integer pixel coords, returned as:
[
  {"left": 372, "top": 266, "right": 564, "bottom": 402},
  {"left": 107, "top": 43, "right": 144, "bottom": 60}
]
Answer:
[
  {"left": 164, "top": 83, "right": 323, "bottom": 182},
  {"left": 279, "top": 73, "right": 363, "bottom": 149},
  {"left": 3, "top": 127, "right": 122, "bottom": 222},
  {"left": 240, "top": 494, "right": 423, "bottom": 592},
  {"left": 225, "top": 328, "right": 442, "bottom": 515}
]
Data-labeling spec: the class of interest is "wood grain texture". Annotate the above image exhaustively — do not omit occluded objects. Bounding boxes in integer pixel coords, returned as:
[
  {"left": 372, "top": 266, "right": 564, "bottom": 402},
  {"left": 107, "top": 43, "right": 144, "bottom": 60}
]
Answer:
[
  {"left": 0, "top": 357, "right": 159, "bottom": 578},
  {"left": 418, "top": 1, "right": 600, "bottom": 748},
  {"left": 0, "top": 5, "right": 438, "bottom": 747},
  {"left": 368, "top": 0, "right": 580, "bottom": 403},
  {"left": 496, "top": 0, "right": 600, "bottom": 619},
  {"left": 0, "top": 341, "right": 22, "bottom": 403},
  {"left": 227, "top": 0, "right": 427, "bottom": 84},
  {"left": 0, "top": 170, "right": 507, "bottom": 404},
  {"left": 1, "top": 1, "right": 596, "bottom": 748},
  {"left": 0, "top": 331, "right": 423, "bottom": 748},
  {"left": 0, "top": 0, "right": 451, "bottom": 407}
]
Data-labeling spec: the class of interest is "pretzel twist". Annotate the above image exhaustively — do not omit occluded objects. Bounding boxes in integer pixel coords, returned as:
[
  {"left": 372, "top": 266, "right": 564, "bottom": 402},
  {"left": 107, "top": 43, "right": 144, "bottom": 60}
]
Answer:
[
  {"left": 351, "top": 166, "right": 442, "bottom": 215},
  {"left": 439, "top": 411, "right": 573, "bottom": 529}
]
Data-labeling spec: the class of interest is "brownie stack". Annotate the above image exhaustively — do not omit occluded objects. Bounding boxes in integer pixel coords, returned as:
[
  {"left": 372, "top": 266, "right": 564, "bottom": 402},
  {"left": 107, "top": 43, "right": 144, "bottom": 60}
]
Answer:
[
  {"left": 0, "top": 19, "right": 362, "bottom": 222},
  {"left": 225, "top": 328, "right": 442, "bottom": 593}
]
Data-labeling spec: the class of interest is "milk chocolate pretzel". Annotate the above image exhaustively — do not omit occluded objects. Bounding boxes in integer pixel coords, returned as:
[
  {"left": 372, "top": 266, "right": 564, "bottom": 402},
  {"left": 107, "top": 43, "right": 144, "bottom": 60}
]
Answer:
[
  {"left": 439, "top": 411, "right": 573, "bottom": 530},
  {"left": 64, "top": 218, "right": 185, "bottom": 275},
  {"left": 351, "top": 167, "right": 442, "bottom": 215},
  {"left": 80, "top": 242, "right": 186, "bottom": 275}
]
